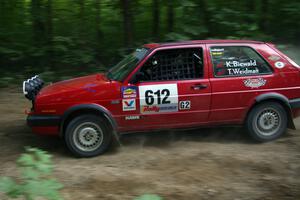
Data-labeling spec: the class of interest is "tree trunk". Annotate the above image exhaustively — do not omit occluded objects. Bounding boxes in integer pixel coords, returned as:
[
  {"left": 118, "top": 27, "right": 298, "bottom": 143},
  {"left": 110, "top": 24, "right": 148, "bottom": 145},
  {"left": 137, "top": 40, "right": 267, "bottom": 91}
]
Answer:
[
  {"left": 31, "top": 0, "right": 46, "bottom": 46},
  {"left": 198, "top": 0, "right": 211, "bottom": 38},
  {"left": 245, "top": 0, "right": 255, "bottom": 24},
  {"left": 166, "top": 1, "right": 174, "bottom": 33},
  {"left": 120, "top": 0, "right": 133, "bottom": 48},
  {"left": 152, "top": 0, "right": 160, "bottom": 41},
  {"left": 46, "top": 0, "right": 53, "bottom": 68},
  {"left": 259, "top": 0, "right": 269, "bottom": 32},
  {"left": 79, "top": 0, "right": 85, "bottom": 38},
  {"left": 95, "top": 0, "right": 102, "bottom": 43},
  {"left": 95, "top": 0, "right": 103, "bottom": 61}
]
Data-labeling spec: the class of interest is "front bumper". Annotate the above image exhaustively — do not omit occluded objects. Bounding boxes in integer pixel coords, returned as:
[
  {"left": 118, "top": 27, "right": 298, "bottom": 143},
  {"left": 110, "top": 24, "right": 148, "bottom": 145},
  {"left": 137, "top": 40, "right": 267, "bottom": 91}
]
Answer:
[{"left": 27, "top": 115, "right": 61, "bottom": 127}]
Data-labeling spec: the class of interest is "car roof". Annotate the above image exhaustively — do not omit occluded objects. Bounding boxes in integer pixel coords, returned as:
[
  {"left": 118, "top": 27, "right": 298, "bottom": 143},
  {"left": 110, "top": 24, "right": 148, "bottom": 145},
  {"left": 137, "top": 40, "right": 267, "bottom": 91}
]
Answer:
[{"left": 143, "top": 40, "right": 265, "bottom": 49}]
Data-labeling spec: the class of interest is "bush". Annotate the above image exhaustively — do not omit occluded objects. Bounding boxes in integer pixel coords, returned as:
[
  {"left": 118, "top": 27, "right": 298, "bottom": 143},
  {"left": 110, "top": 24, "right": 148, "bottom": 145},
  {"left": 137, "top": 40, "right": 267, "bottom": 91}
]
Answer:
[
  {"left": 0, "top": 147, "right": 63, "bottom": 200},
  {"left": 134, "top": 194, "right": 162, "bottom": 200}
]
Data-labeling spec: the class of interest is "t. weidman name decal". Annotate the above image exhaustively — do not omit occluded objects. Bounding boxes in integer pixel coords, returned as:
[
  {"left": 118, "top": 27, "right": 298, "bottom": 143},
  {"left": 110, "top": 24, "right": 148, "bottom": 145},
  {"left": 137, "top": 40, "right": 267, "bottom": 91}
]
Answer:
[{"left": 228, "top": 68, "right": 259, "bottom": 75}]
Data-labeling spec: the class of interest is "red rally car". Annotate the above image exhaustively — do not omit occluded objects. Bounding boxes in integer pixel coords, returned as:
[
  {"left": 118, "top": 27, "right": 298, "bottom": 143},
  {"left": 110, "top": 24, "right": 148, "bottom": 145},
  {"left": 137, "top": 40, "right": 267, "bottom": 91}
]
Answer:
[{"left": 23, "top": 40, "right": 300, "bottom": 157}]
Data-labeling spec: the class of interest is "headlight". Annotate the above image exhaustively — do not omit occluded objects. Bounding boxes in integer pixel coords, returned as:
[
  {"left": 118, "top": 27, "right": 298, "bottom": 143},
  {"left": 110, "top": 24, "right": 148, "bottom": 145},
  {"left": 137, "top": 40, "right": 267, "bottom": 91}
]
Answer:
[{"left": 23, "top": 75, "right": 44, "bottom": 100}]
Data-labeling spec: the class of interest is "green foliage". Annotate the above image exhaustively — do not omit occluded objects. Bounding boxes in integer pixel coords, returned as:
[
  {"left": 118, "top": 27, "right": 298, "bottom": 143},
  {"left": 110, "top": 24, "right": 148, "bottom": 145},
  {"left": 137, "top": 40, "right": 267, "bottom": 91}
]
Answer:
[
  {"left": 165, "top": 32, "right": 191, "bottom": 41},
  {"left": 0, "top": 147, "right": 64, "bottom": 200},
  {"left": 0, "top": 76, "right": 15, "bottom": 88},
  {"left": 0, "top": 0, "right": 299, "bottom": 86},
  {"left": 134, "top": 194, "right": 162, "bottom": 200}
]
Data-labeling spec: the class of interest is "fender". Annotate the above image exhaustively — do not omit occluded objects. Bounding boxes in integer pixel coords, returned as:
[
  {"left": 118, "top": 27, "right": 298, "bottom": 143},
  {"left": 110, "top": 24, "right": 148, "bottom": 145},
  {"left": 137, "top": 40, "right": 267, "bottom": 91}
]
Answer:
[
  {"left": 255, "top": 92, "right": 290, "bottom": 107},
  {"left": 254, "top": 92, "right": 295, "bottom": 129},
  {"left": 60, "top": 104, "right": 118, "bottom": 136}
]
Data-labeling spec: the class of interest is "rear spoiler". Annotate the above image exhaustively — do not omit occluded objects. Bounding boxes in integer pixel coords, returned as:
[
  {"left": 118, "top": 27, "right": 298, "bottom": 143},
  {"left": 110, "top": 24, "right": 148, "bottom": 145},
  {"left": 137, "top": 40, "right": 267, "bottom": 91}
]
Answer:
[{"left": 23, "top": 75, "right": 44, "bottom": 101}]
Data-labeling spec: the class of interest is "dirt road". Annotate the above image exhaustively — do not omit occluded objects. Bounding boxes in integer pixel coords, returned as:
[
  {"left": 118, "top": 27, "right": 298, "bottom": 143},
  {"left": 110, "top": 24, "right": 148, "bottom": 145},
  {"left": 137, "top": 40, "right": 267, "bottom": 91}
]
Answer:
[{"left": 0, "top": 88, "right": 300, "bottom": 200}]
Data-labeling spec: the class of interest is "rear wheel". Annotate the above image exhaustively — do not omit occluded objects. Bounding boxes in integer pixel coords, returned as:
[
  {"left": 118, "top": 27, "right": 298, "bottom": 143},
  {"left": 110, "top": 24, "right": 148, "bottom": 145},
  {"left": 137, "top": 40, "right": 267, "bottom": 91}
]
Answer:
[
  {"left": 65, "top": 115, "right": 112, "bottom": 157},
  {"left": 246, "top": 102, "right": 287, "bottom": 142}
]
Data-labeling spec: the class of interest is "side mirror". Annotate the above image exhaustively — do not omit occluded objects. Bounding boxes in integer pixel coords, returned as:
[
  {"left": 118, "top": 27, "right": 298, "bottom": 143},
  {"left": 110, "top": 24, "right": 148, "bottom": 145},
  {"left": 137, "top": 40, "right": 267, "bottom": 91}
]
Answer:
[{"left": 130, "top": 72, "right": 145, "bottom": 84}]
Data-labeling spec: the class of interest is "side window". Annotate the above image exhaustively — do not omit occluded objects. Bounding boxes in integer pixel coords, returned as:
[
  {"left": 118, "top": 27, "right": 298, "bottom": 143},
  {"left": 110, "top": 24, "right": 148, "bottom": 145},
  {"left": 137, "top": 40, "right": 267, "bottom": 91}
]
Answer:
[
  {"left": 210, "top": 46, "right": 272, "bottom": 77},
  {"left": 138, "top": 48, "right": 203, "bottom": 82}
]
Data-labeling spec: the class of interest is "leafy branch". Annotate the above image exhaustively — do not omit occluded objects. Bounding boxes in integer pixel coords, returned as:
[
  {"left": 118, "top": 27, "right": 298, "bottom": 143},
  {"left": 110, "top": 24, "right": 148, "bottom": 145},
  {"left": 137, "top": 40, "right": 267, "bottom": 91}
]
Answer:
[{"left": 0, "top": 147, "right": 63, "bottom": 200}]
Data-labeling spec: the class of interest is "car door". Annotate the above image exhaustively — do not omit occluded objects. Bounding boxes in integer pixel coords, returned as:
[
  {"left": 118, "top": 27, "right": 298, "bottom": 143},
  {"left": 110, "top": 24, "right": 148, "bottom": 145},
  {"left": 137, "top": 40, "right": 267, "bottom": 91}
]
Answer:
[
  {"left": 119, "top": 46, "right": 211, "bottom": 132},
  {"left": 207, "top": 44, "right": 275, "bottom": 124}
]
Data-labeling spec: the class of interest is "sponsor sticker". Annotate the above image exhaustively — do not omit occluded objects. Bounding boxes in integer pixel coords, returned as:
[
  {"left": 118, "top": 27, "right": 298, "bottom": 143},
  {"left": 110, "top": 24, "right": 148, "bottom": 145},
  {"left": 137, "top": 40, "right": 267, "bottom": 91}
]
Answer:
[
  {"left": 139, "top": 84, "right": 178, "bottom": 114},
  {"left": 141, "top": 105, "right": 178, "bottom": 113},
  {"left": 111, "top": 100, "right": 120, "bottom": 104},
  {"left": 210, "top": 48, "right": 224, "bottom": 56},
  {"left": 243, "top": 78, "right": 267, "bottom": 88},
  {"left": 268, "top": 55, "right": 281, "bottom": 61},
  {"left": 122, "top": 86, "right": 137, "bottom": 98},
  {"left": 125, "top": 115, "right": 140, "bottom": 120},
  {"left": 212, "top": 52, "right": 223, "bottom": 56},
  {"left": 211, "top": 48, "right": 224, "bottom": 52},
  {"left": 179, "top": 101, "right": 191, "bottom": 110},
  {"left": 82, "top": 83, "right": 97, "bottom": 93},
  {"left": 122, "top": 99, "right": 136, "bottom": 111},
  {"left": 274, "top": 61, "right": 285, "bottom": 69}
]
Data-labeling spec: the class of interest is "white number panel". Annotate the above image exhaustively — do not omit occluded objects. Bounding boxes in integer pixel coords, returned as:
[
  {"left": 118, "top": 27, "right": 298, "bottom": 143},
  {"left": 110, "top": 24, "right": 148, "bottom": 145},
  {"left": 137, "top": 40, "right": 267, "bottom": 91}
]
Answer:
[{"left": 139, "top": 84, "right": 178, "bottom": 114}]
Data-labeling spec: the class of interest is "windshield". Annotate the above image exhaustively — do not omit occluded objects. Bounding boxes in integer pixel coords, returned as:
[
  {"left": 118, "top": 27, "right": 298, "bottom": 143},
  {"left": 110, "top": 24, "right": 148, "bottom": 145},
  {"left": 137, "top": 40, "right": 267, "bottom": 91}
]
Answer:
[{"left": 107, "top": 48, "right": 149, "bottom": 81}]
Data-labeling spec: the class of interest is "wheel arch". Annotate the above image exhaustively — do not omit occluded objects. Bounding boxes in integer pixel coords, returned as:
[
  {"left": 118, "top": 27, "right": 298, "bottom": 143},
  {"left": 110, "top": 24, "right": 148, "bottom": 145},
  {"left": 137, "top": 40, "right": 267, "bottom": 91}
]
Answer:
[
  {"left": 245, "top": 92, "right": 295, "bottom": 129},
  {"left": 60, "top": 104, "right": 118, "bottom": 137}
]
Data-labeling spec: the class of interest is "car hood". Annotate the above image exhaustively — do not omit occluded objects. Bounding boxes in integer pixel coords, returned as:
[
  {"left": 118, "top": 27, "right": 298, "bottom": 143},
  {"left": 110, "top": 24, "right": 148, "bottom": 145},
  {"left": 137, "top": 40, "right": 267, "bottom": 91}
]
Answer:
[
  {"left": 36, "top": 73, "right": 120, "bottom": 104},
  {"left": 39, "top": 73, "right": 108, "bottom": 95}
]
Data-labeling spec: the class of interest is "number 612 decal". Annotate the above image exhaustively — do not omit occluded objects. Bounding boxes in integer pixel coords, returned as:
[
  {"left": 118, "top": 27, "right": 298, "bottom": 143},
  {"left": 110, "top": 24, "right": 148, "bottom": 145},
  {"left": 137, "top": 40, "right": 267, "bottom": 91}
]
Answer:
[
  {"left": 139, "top": 84, "right": 178, "bottom": 114},
  {"left": 145, "top": 89, "right": 171, "bottom": 105}
]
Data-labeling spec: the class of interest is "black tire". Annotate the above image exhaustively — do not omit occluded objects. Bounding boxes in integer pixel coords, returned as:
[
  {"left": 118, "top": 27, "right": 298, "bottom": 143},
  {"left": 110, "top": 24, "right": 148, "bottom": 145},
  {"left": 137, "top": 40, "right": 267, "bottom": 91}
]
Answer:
[
  {"left": 246, "top": 101, "right": 287, "bottom": 142},
  {"left": 64, "top": 115, "right": 112, "bottom": 157}
]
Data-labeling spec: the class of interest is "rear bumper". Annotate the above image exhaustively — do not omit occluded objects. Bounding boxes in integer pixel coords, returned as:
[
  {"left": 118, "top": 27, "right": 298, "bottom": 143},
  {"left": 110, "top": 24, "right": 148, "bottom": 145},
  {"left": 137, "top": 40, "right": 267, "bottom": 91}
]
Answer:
[{"left": 27, "top": 115, "right": 61, "bottom": 127}]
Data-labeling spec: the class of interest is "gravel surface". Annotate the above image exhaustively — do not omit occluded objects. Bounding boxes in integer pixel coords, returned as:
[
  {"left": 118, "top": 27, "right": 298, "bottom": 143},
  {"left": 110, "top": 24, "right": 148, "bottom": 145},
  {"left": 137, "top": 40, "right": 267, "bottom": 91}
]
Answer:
[{"left": 0, "top": 88, "right": 300, "bottom": 200}]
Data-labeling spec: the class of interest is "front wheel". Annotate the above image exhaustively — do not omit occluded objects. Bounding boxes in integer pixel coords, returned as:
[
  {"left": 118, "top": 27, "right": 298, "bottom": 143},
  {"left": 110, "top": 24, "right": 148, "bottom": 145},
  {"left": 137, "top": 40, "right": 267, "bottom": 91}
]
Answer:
[
  {"left": 64, "top": 115, "right": 112, "bottom": 157},
  {"left": 246, "top": 102, "right": 287, "bottom": 142}
]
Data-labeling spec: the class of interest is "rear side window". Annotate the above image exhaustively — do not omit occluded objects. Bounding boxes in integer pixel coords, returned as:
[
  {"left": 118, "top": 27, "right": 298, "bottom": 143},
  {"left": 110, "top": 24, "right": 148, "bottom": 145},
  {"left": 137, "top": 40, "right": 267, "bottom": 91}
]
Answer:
[{"left": 210, "top": 46, "right": 272, "bottom": 77}]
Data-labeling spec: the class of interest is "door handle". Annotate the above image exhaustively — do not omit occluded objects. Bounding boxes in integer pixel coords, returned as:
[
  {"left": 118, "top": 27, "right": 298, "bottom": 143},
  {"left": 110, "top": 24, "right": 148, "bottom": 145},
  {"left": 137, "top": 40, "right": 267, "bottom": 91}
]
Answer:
[{"left": 191, "top": 84, "right": 208, "bottom": 90}]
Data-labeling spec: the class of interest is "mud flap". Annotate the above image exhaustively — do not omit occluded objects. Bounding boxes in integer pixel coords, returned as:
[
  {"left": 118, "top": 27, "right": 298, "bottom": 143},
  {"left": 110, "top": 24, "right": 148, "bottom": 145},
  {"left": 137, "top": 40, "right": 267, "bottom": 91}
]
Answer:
[{"left": 112, "top": 130, "right": 122, "bottom": 147}]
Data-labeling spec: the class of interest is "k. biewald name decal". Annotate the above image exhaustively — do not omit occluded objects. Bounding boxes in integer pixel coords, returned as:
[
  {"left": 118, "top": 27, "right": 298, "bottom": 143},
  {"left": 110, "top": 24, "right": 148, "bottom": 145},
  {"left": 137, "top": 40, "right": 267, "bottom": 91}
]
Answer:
[{"left": 225, "top": 60, "right": 257, "bottom": 68}]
